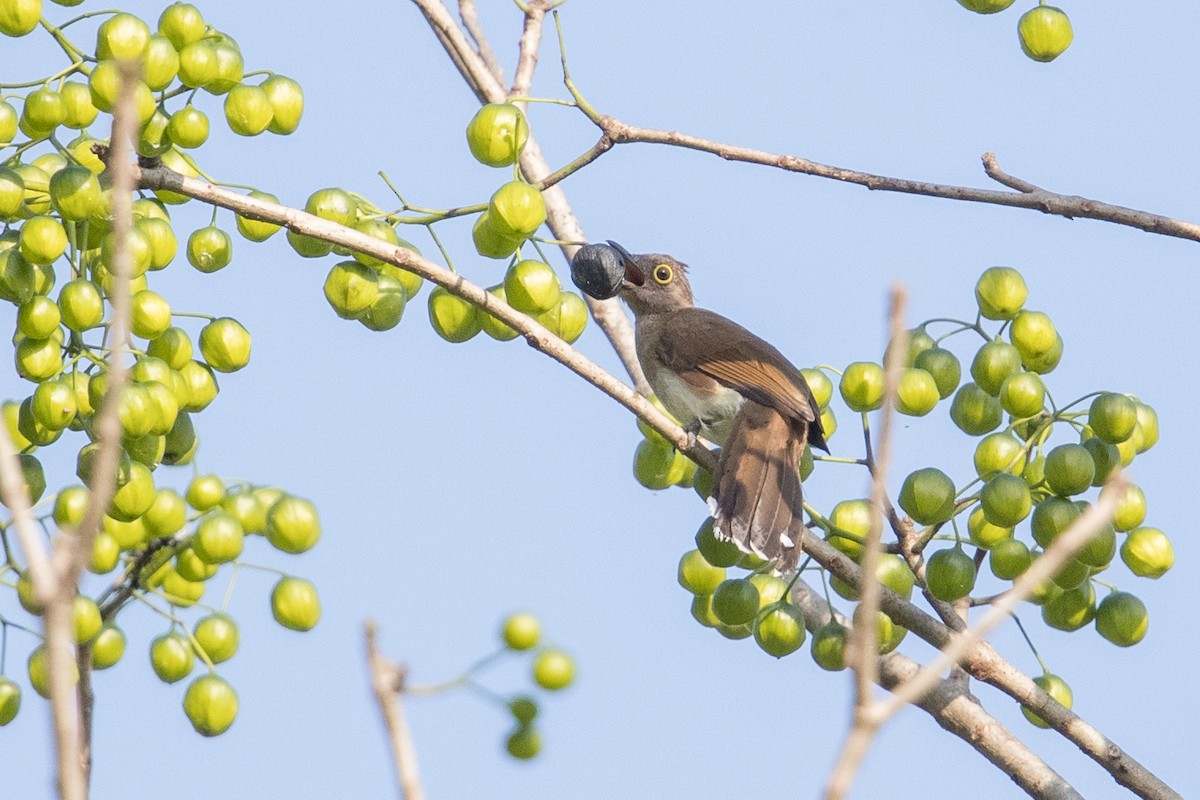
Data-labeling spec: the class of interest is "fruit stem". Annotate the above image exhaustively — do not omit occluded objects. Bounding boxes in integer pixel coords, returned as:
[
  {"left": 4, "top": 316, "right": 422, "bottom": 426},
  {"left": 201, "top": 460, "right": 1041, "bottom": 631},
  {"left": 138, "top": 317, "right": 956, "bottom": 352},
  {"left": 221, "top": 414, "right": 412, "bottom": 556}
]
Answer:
[
  {"left": 220, "top": 564, "right": 239, "bottom": 612},
  {"left": 1011, "top": 613, "right": 1051, "bottom": 674},
  {"left": 811, "top": 455, "right": 868, "bottom": 466},
  {"left": 0, "top": 62, "right": 87, "bottom": 90},
  {"left": 36, "top": 17, "right": 91, "bottom": 66},
  {"left": 132, "top": 589, "right": 218, "bottom": 671},
  {"left": 506, "top": 95, "right": 577, "bottom": 107}
]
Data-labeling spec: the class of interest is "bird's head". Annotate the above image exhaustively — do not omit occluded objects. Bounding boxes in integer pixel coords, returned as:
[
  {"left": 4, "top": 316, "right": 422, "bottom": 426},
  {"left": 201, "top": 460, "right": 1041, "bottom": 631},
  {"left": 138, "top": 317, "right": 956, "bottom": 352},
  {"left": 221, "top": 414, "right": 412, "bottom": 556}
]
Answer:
[{"left": 607, "top": 241, "right": 694, "bottom": 316}]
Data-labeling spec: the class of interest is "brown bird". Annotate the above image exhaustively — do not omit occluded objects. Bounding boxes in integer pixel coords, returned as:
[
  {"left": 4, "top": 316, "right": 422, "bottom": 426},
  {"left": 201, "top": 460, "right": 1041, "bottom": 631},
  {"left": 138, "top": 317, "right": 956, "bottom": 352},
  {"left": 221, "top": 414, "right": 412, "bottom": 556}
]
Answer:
[{"left": 605, "top": 242, "right": 827, "bottom": 573}]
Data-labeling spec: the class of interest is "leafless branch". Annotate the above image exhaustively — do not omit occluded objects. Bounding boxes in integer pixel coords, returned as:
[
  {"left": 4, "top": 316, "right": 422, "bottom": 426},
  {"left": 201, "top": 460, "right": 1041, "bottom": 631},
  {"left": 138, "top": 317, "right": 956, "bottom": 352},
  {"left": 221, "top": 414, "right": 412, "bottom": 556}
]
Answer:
[
  {"left": 509, "top": 2, "right": 545, "bottom": 101},
  {"left": 458, "top": 0, "right": 504, "bottom": 83},
  {"left": 880, "top": 475, "right": 1127, "bottom": 717},
  {"left": 364, "top": 621, "right": 425, "bottom": 800},
  {"left": 554, "top": 80, "right": 1200, "bottom": 245},
  {"left": 791, "top": 581, "right": 1082, "bottom": 800},
  {"left": 410, "top": 0, "right": 651, "bottom": 395},
  {"left": 800, "top": 531, "right": 1179, "bottom": 800},
  {"left": 824, "top": 287, "right": 908, "bottom": 800}
]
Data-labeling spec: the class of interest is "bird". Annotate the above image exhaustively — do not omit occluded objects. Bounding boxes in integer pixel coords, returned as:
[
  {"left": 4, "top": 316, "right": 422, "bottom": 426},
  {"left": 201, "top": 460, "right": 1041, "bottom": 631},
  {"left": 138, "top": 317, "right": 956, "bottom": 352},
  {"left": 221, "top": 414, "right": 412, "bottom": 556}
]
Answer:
[{"left": 574, "top": 241, "right": 827, "bottom": 573}]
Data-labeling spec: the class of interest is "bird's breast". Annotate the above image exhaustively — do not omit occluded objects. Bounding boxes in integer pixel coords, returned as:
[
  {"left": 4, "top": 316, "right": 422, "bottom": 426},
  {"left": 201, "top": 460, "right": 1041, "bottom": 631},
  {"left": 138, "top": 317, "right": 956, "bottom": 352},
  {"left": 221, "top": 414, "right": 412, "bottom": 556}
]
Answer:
[{"left": 647, "top": 367, "right": 744, "bottom": 446}]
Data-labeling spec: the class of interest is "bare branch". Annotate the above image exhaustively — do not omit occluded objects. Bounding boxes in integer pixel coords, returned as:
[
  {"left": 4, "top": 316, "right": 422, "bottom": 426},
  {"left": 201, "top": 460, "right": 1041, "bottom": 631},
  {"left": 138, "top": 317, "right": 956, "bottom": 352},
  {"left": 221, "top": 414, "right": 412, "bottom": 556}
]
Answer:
[
  {"left": 410, "top": 0, "right": 651, "bottom": 394},
  {"left": 880, "top": 475, "right": 1127, "bottom": 719},
  {"left": 555, "top": 102, "right": 1200, "bottom": 244},
  {"left": 509, "top": 2, "right": 545, "bottom": 102},
  {"left": 791, "top": 581, "right": 1082, "bottom": 800},
  {"left": 800, "top": 533, "right": 1181, "bottom": 800},
  {"left": 364, "top": 621, "right": 425, "bottom": 800},
  {"left": 459, "top": 0, "right": 505, "bottom": 83},
  {"left": 824, "top": 286, "right": 907, "bottom": 800}
]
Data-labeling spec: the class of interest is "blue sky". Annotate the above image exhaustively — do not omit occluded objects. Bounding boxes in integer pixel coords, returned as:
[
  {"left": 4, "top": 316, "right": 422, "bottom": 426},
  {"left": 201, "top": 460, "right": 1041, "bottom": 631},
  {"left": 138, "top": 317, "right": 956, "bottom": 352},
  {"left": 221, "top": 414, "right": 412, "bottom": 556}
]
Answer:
[{"left": 3, "top": 2, "right": 1197, "bottom": 798}]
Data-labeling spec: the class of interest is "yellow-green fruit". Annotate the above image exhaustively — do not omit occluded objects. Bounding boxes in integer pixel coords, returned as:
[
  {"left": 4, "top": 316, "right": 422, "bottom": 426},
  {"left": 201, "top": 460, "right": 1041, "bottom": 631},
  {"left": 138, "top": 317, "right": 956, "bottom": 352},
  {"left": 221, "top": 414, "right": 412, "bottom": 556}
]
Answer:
[
  {"left": 91, "top": 623, "right": 126, "bottom": 669},
  {"left": 265, "top": 495, "right": 321, "bottom": 554},
  {"left": 131, "top": 289, "right": 172, "bottom": 339},
  {"left": 504, "top": 260, "right": 560, "bottom": 315},
  {"left": 811, "top": 621, "right": 847, "bottom": 671},
  {"left": 359, "top": 272, "right": 407, "bottom": 332},
  {"left": 193, "top": 612, "right": 239, "bottom": 663},
  {"left": 0, "top": 0, "right": 42, "bottom": 37},
  {"left": 183, "top": 674, "right": 238, "bottom": 736},
  {"left": 96, "top": 12, "right": 150, "bottom": 60},
  {"left": 199, "top": 317, "right": 251, "bottom": 372},
  {"left": 532, "top": 649, "right": 574, "bottom": 691},
  {"left": 677, "top": 549, "right": 725, "bottom": 595},
  {"left": 480, "top": 284, "right": 519, "bottom": 341},
  {"left": 270, "top": 576, "right": 321, "bottom": 631},
  {"left": 1120, "top": 527, "right": 1173, "bottom": 578},
  {"left": 1094, "top": 592, "right": 1148, "bottom": 647},
  {"left": 506, "top": 725, "right": 541, "bottom": 759},
  {"left": 187, "top": 225, "right": 233, "bottom": 273},
  {"left": 145, "top": 34, "right": 180, "bottom": 90},
  {"left": 975, "top": 267, "right": 1027, "bottom": 320},
  {"left": 262, "top": 74, "right": 304, "bottom": 134},
  {"left": 1022, "top": 673, "right": 1072, "bottom": 729},
  {"left": 49, "top": 166, "right": 101, "bottom": 220},
  {"left": 502, "top": 612, "right": 540, "bottom": 650},
  {"left": 839, "top": 361, "right": 884, "bottom": 412},
  {"left": 958, "top": 0, "right": 1015, "bottom": 13},
  {"left": 0, "top": 677, "right": 18, "bottom": 725},
  {"left": 192, "top": 510, "right": 244, "bottom": 564},
  {"left": 29, "top": 644, "right": 79, "bottom": 698},
  {"left": 466, "top": 103, "right": 529, "bottom": 167},
  {"left": 234, "top": 190, "right": 281, "bottom": 241},
  {"left": 753, "top": 605, "right": 806, "bottom": 658},
  {"left": 323, "top": 261, "right": 379, "bottom": 320},
  {"left": 224, "top": 83, "right": 273, "bottom": 136},
  {"left": 471, "top": 211, "right": 522, "bottom": 260},
  {"left": 158, "top": 2, "right": 206, "bottom": 50},
  {"left": 536, "top": 291, "right": 588, "bottom": 344},
  {"left": 428, "top": 286, "right": 482, "bottom": 343},
  {"left": 1018, "top": 5, "right": 1073, "bottom": 63},
  {"left": 186, "top": 473, "right": 224, "bottom": 510}
]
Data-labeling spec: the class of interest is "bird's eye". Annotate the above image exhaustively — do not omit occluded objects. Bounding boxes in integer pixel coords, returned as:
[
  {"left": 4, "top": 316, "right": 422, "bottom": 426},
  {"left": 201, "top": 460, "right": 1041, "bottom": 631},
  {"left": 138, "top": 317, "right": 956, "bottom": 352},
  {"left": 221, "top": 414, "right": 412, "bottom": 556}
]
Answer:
[{"left": 653, "top": 264, "right": 673, "bottom": 284}]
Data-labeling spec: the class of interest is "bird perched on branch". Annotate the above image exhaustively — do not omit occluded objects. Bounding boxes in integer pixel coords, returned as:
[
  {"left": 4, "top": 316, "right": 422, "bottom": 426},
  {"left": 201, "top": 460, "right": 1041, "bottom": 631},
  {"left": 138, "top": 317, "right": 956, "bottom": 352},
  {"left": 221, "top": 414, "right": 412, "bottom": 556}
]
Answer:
[{"left": 571, "top": 241, "right": 827, "bottom": 572}]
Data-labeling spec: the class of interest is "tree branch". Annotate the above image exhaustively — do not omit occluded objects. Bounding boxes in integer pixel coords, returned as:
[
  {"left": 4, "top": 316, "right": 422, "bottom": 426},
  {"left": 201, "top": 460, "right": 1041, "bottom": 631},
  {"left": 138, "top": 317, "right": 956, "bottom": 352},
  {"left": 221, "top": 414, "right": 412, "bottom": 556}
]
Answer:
[
  {"left": 126, "top": 162, "right": 711, "bottom": 472},
  {"left": 409, "top": 0, "right": 651, "bottom": 394},
  {"left": 800, "top": 532, "right": 1180, "bottom": 800},
  {"left": 791, "top": 581, "right": 1082, "bottom": 800},
  {"left": 553, "top": 73, "right": 1200, "bottom": 244},
  {"left": 824, "top": 287, "right": 907, "bottom": 800},
  {"left": 458, "top": 0, "right": 504, "bottom": 84},
  {"left": 364, "top": 621, "right": 425, "bottom": 800}
]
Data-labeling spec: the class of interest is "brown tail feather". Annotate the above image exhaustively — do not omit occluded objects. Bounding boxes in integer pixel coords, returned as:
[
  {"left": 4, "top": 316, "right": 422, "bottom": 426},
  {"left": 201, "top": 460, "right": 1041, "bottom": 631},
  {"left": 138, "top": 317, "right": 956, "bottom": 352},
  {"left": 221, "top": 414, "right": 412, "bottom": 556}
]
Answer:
[{"left": 711, "top": 401, "right": 808, "bottom": 573}]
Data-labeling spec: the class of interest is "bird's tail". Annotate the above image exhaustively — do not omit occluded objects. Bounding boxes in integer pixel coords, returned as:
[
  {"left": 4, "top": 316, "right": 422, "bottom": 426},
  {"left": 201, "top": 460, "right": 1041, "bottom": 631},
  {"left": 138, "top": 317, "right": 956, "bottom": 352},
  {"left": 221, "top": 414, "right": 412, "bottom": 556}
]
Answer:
[{"left": 710, "top": 401, "right": 808, "bottom": 573}]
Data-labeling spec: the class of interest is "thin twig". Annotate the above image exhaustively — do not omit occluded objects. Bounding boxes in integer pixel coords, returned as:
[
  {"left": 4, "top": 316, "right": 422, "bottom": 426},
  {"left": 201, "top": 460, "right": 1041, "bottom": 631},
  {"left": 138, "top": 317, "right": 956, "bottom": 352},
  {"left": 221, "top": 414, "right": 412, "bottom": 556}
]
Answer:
[
  {"left": 364, "top": 621, "right": 426, "bottom": 800},
  {"left": 508, "top": 1, "right": 544, "bottom": 103},
  {"left": 824, "top": 287, "right": 907, "bottom": 800},
  {"left": 459, "top": 0, "right": 505, "bottom": 82}
]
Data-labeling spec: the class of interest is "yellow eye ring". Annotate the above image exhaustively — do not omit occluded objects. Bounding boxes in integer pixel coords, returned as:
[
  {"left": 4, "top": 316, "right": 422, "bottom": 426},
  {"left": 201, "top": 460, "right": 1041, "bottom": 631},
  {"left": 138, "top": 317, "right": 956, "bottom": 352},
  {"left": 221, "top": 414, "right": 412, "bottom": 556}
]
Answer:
[{"left": 652, "top": 264, "right": 673, "bottom": 284}]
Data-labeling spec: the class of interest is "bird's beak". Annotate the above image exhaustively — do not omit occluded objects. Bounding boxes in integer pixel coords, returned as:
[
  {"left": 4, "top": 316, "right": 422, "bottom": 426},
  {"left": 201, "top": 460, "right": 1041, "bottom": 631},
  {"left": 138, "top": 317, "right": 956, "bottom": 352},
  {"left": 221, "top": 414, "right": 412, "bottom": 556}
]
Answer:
[{"left": 606, "top": 240, "right": 644, "bottom": 287}]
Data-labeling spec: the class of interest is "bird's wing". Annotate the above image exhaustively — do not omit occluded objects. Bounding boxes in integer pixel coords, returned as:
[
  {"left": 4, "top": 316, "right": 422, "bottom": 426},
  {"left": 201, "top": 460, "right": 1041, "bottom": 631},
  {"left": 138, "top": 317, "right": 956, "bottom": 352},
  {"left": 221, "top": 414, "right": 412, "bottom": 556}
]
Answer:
[{"left": 655, "top": 308, "right": 825, "bottom": 437}]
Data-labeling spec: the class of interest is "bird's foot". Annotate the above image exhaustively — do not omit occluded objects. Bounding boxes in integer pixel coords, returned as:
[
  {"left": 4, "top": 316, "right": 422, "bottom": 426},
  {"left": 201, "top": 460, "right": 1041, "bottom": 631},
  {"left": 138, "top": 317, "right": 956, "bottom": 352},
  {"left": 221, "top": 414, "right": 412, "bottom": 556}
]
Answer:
[{"left": 682, "top": 420, "right": 701, "bottom": 451}]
